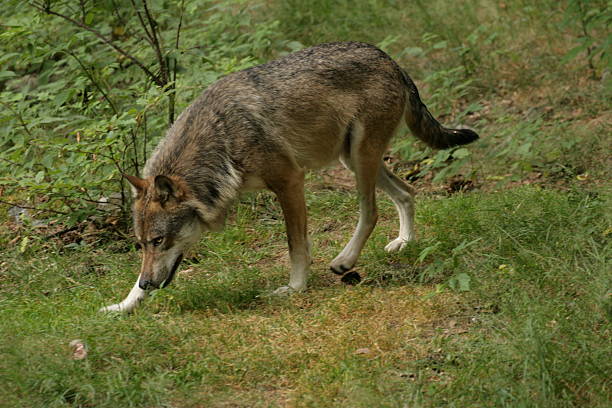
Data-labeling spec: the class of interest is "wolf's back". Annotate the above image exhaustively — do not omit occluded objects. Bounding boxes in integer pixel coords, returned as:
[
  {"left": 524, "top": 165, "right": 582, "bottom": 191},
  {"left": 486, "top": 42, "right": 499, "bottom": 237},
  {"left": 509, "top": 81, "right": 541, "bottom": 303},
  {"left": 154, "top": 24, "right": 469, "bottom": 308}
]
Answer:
[{"left": 401, "top": 70, "right": 479, "bottom": 149}]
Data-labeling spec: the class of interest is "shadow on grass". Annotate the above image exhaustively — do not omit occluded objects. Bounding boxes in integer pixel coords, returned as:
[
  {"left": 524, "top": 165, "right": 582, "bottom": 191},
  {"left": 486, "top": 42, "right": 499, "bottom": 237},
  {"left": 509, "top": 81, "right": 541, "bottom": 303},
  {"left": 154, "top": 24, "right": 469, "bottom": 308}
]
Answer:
[
  {"left": 172, "top": 280, "right": 265, "bottom": 313},
  {"left": 163, "top": 265, "right": 275, "bottom": 314},
  {"left": 358, "top": 242, "right": 456, "bottom": 288}
]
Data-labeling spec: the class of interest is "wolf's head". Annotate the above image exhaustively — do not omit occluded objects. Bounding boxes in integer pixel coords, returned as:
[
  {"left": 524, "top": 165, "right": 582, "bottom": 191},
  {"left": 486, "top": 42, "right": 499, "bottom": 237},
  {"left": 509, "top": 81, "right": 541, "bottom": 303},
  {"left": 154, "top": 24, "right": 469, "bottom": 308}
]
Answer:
[{"left": 124, "top": 174, "right": 204, "bottom": 290}]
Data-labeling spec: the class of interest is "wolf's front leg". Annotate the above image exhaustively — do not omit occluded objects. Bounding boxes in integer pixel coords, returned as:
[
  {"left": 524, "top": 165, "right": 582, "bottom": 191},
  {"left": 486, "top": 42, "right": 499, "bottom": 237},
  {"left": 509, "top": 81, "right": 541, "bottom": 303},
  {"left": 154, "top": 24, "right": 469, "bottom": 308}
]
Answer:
[
  {"left": 274, "top": 235, "right": 311, "bottom": 295},
  {"left": 269, "top": 169, "right": 311, "bottom": 295},
  {"left": 99, "top": 275, "right": 148, "bottom": 313}
]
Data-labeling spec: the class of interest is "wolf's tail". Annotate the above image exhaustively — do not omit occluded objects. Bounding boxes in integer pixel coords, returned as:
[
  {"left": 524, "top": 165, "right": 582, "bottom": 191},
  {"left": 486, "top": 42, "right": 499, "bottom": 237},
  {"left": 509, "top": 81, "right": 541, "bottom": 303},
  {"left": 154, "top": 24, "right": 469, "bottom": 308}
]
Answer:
[{"left": 401, "top": 70, "right": 479, "bottom": 149}]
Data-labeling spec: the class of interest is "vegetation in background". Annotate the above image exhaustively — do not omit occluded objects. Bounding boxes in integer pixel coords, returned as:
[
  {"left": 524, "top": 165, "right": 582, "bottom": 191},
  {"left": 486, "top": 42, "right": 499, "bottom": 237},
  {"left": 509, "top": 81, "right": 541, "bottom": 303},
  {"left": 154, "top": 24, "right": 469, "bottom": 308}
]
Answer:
[
  {"left": 1, "top": 0, "right": 290, "bottom": 224},
  {"left": 1, "top": 0, "right": 610, "bottom": 407}
]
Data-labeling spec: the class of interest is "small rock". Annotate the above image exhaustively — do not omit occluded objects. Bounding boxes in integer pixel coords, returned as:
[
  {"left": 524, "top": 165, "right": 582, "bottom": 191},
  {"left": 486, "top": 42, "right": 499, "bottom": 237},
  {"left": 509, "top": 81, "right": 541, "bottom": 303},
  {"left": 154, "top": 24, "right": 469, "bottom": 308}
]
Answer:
[
  {"left": 8, "top": 206, "right": 46, "bottom": 227},
  {"left": 69, "top": 339, "right": 88, "bottom": 360}
]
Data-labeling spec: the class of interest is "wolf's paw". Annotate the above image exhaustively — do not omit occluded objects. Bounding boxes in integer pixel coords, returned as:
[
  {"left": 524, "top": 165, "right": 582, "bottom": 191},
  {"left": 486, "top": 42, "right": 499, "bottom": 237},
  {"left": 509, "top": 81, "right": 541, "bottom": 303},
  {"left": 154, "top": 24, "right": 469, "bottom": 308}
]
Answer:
[
  {"left": 99, "top": 302, "right": 136, "bottom": 314},
  {"left": 99, "top": 303, "right": 123, "bottom": 313},
  {"left": 271, "top": 282, "right": 306, "bottom": 296},
  {"left": 329, "top": 256, "right": 356, "bottom": 275},
  {"left": 272, "top": 286, "right": 295, "bottom": 296},
  {"left": 384, "top": 238, "right": 411, "bottom": 253},
  {"left": 271, "top": 284, "right": 306, "bottom": 296}
]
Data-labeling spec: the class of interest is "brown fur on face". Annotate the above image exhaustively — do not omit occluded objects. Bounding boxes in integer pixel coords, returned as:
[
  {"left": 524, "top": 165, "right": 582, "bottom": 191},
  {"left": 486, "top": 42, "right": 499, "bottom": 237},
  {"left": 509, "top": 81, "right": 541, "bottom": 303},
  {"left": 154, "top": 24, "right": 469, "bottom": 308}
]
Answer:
[{"left": 125, "top": 174, "right": 203, "bottom": 289}]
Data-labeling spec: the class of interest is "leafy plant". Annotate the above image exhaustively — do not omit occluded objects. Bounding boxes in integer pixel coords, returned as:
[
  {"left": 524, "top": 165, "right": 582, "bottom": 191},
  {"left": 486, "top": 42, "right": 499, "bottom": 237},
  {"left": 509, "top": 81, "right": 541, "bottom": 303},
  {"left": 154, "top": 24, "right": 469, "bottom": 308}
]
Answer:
[
  {"left": 562, "top": 0, "right": 611, "bottom": 78},
  {"left": 415, "top": 237, "right": 481, "bottom": 290},
  {"left": 0, "top": 0, "right": 287, "bottom": 226}
]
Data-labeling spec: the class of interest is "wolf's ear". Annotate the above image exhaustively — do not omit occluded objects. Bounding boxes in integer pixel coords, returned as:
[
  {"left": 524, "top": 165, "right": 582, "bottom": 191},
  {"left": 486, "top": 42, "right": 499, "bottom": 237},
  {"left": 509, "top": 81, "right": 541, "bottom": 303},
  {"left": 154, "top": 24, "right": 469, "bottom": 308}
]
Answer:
[
  {"left": 123, "top": 174, "right": 147, "bottom": 197},
  {"left": 154, "top": 175, "right": 184, "bottom": 204}
]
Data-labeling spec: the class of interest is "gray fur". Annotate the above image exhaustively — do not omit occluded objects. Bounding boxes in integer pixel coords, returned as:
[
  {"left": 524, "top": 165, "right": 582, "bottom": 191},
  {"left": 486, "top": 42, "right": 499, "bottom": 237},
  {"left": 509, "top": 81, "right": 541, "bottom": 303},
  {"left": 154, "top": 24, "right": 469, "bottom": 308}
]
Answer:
[{"left": 102, "top": 41, "right": 479, "bottom": 312}]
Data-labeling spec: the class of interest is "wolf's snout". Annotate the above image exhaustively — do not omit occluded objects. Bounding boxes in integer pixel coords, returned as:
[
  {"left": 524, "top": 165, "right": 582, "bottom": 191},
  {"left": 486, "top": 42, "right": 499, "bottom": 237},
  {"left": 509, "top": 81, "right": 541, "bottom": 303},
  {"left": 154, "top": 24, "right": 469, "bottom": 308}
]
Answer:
[{"left": 138, "top": 278, "right": 157, "bottom": 290}]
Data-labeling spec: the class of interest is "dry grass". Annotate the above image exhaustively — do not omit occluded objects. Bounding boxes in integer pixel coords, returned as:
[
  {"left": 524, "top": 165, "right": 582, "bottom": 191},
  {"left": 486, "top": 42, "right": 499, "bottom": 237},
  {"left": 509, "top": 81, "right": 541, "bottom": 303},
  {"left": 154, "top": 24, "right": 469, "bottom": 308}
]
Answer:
[{"left": 167, "top": 286, "right": 467, "bottom": 407}]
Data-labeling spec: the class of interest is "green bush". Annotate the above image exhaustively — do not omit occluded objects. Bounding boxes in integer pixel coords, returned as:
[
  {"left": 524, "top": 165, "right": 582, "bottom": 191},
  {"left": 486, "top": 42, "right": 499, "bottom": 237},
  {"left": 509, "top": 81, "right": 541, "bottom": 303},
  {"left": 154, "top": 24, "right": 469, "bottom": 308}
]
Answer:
[{"left": 0, "top": 0, "right": 289, "bottom": 224}]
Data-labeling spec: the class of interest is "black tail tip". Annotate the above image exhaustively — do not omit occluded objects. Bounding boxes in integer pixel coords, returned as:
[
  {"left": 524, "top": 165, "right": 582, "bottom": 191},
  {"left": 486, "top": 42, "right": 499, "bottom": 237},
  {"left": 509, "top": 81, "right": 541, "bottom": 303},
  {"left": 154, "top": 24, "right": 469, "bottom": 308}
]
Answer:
[
  {"left": 453, "top": 128, "right": 479, "bottom": 146},
  {"left": 457, "top": 129, "right": 480, "bottom": 144}
]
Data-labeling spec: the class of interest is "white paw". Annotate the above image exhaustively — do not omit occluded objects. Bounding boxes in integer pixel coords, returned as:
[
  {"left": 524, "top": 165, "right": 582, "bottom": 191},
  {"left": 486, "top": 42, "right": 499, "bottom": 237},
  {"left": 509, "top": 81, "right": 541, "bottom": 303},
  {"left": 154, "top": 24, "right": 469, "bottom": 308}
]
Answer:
[
  {"left": 99, "top": 301, "right": 139, "bottom": 314},
  {"left": 99, "top": 303, "right": 124, "bottom": 313},
  {"left": 384, "top": 238, "right": 411, "bottom": 253},
  {"left": 329, "top": 255, "right": 357, "bottom": 275},
  {"left": 271, "top": 284, "right": 306, "bottom": 296},
  {"left": 272, "top": 286, "right": 294, "bottom": 296}
]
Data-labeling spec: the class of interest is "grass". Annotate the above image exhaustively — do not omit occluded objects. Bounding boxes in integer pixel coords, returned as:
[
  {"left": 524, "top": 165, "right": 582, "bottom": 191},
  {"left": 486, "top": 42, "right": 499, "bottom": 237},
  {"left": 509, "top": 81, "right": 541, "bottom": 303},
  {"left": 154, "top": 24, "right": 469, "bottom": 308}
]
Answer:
[
  {"left": 1, "top": 186, "right": 609, "bottom": 407},
  {"left": 1, "top": 0, "right": 611, "bottom": 407}
]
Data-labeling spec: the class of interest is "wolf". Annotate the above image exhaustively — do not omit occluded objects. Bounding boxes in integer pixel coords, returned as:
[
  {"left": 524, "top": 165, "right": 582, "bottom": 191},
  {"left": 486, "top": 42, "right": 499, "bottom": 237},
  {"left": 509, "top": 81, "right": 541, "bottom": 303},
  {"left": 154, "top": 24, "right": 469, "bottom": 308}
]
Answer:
[{"left": 100, "top": 41, "right": 478, "bottom": 313}]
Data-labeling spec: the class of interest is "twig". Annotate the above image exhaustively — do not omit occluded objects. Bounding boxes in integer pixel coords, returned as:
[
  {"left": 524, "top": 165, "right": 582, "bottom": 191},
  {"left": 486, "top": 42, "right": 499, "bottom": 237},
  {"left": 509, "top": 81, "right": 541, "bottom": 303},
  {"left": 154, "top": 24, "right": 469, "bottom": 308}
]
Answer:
[
  {"left": 79, "top": 0, "right": 86, "bottom": 22},
  {"left": 167, "top": 0, "right": 185, "bottom": 124},
  {"left": 140, "top": 0, "right": 177, "bottom": 124},
  {"left": 29, "top": 1, "right": 164, "bottom": 87},
  {"left": 55, "top": 194, "right": 123, "bottom": 209},
  {"left": 129, "top": 0, "right": 155, "bottom": 46},
  {"left": 45, "top": 225, "right": 79, "bottom": 240},
  {"left": 110, "top": 0, "right": 128, "bottom": 29},
  {"left": 105, "top": 143, "right": 126, "bottom": 177},
  {"left": 143, "top": 111, "right": 149, "bottom": 165},
  {"left": 142, "top": 0, "right": 167, "bottom": 82},
  {"left": 0, "top": 100, "right": 33, "bottom": 138},
  {"left": 1, "top": 157, "right": 26, "bottom": 169},
  {"left": 175, "top": 0, "right": 185, "bottom": 50},
  {"left": 0, "top": 199, "right": 68, "bottom": 215},
  {"left": 63, "top": 49, "right": 119, "bottom": 115}
]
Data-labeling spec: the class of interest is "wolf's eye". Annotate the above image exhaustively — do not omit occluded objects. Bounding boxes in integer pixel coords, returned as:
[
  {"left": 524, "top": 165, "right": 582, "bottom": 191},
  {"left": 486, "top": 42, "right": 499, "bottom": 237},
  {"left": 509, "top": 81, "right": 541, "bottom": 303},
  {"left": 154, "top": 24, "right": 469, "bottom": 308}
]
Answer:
[{"left": 152, "top": 237, "right": 164, "bottom": 247}]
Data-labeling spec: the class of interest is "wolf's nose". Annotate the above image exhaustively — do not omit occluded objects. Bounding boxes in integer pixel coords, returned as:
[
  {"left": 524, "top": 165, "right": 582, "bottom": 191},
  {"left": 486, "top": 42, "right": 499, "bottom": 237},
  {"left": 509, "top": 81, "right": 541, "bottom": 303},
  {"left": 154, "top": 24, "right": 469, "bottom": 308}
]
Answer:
[{"left": 138, "top": 279, "right": 154, "bottom": 290}]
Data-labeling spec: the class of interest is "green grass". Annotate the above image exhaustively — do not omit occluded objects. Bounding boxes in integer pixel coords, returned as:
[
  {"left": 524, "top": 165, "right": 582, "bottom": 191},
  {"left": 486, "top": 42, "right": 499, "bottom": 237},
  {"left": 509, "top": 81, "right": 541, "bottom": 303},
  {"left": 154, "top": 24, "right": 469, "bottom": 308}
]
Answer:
[
  {"left": 1, "top": 0, "right": 611, "bottom": 406},
  {"left": 1, "top": 186, "right": 609, "bottom": 407}
]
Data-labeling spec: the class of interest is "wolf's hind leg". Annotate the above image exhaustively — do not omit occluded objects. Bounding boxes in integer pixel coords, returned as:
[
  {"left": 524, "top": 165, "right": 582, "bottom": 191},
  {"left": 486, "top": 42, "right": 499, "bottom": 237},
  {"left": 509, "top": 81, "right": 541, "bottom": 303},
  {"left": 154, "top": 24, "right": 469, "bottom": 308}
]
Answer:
[
  {"left": 329, "top": 125, "right": 383, "bottom": 274},
  {"left": 99, "top": 275, "right": 148, "bottom": 313},
  {"left": 377, "top": 163, "right": 416, "bottom": 252},
  {"left": 267, "top": 167, "right": 311, "bottom": 294}
]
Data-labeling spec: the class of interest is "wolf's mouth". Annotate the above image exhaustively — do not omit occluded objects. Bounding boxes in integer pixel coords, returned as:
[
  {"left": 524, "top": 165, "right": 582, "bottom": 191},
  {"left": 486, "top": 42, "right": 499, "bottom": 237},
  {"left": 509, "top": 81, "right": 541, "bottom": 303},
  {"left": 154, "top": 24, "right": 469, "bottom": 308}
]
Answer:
[{"left": 160, "top": 254, "right": 183, "bottom": 289}]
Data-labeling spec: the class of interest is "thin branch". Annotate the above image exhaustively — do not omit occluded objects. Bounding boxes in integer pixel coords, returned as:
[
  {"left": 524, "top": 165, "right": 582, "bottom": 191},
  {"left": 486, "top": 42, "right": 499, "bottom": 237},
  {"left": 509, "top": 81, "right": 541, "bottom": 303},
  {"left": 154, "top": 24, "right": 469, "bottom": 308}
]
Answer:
[
  {"left": 126, "top": 0, "right": 173, "bottom": 124},
  {"left": 79, "top": 0, "right": 86, "bottom": 22},
  {"left": 142, "top": 0, "right": 168, "bottom": 84},
  {"left": 29, "top": 1, "right": 164, "bottom": 87},
  {"left": 175, "top": 0, "right": 185, "bottom": 50},
  {"left": 63, "top": 49, "right": 119, "bottom": 115},
  {"left": 67, "top": 146, "right": 116, "bottom": 162},
  {"left": 106, "top": 143, "right": 127, "bottom": 179},
  {"left": 0, "top": 199, "right": 68, "bottom": 215},
  {"left": 0, "top": 100, "right": 33, "bottom": 138},
  {"left": 167, "top": 0, "right": 185, "bottom": 124},
  {"left": 129, "top": 0, "right": 155, "bottom": 46},
  {"left": 44, "top": 225, "right": 79, "bottom": 240},
  {"left": 110, "top": 0, "right": 123, "bottom": 26},
  {"left": 143, "top": 111, "right": 148, "bottom": 164},
  {"left": 0, "top": 157, "right": 26, "bottom": 169},
  {"left": 56, "top": 194, "right": 123, "bottom": 209}
]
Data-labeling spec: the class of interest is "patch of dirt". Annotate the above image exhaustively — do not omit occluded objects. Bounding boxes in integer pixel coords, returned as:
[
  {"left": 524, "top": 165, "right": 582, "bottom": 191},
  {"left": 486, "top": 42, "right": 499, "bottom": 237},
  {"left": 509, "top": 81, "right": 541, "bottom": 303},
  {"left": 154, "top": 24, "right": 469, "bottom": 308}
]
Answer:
[{"left": 316, "top": 165, "right": 355, "bottom": 191}]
